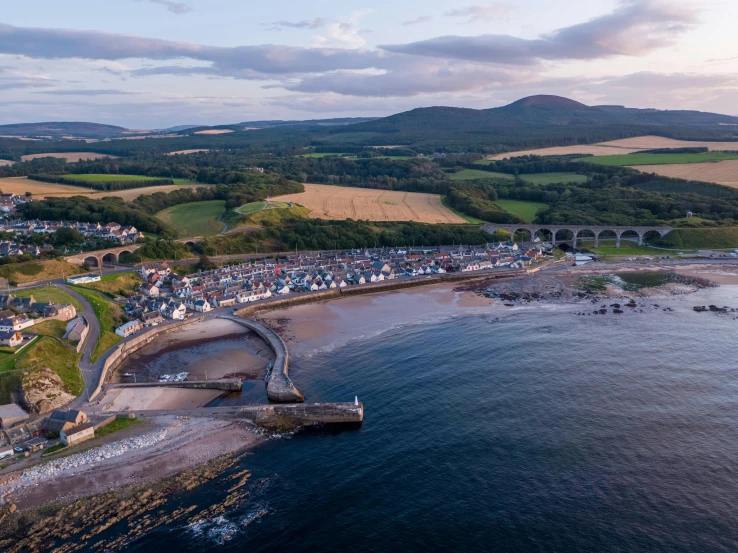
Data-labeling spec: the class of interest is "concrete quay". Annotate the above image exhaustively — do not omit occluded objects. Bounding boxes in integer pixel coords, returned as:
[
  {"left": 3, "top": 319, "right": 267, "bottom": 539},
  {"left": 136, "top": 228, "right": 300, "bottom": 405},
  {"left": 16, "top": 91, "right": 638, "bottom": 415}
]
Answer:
[
  {"left": 217, "top": 315, "right": 305, "bottom": 403},
  {"left": 112, "top": 378, "right": 243, "bottom": 392}
]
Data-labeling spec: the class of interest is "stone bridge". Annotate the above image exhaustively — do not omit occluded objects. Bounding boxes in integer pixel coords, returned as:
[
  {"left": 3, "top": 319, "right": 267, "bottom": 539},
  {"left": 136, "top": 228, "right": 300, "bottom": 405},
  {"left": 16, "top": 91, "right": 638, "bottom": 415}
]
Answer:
[
  {"left": 65, "top": 244, "right": 142, "bottom": 266},
  {"left": 482, "top": 224, "right": 673, "bottom": 248}
]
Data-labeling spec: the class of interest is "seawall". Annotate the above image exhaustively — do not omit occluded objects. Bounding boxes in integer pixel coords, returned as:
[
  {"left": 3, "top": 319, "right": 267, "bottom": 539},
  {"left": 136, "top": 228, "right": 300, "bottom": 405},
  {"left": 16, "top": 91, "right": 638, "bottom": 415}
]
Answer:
[
  {"left": 217, "top": 315, "right": 305, "bottom": 403},
  {"left": 112, "top": 379, "right": 243, "bottom": 392}
]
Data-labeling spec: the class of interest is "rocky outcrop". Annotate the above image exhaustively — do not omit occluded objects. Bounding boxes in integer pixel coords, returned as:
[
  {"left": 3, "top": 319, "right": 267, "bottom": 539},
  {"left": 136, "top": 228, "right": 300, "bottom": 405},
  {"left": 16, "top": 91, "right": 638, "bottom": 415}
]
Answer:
[{"left": 21, "top": 369, "right": 75, "bottom": 414}]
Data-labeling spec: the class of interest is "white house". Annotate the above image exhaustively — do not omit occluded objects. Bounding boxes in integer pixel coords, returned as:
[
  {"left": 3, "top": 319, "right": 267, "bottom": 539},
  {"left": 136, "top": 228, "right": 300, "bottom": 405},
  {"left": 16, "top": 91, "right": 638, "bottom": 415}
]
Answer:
[
  {"left": 116, "top": 320, "right": 143, "bottom": 337},
  {"left": 194, "top": 299, "right": 211, "bottom": 312}
]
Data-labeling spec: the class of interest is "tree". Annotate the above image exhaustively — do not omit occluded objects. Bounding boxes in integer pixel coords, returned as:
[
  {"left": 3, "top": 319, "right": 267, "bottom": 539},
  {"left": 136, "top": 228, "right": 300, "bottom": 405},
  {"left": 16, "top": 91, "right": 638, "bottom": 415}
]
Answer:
[
  {"left": 53, "top": 227, "right": 85, "bottom": 247},
  {"left": 196, "top": 255, "right": 216, "bottom": 271}
]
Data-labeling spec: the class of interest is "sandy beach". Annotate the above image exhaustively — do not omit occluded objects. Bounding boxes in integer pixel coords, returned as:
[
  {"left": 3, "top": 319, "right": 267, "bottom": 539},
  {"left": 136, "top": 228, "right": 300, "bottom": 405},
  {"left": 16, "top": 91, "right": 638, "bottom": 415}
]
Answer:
[{"left": 99, "top": 387, "right": 225, "bottom": 412}]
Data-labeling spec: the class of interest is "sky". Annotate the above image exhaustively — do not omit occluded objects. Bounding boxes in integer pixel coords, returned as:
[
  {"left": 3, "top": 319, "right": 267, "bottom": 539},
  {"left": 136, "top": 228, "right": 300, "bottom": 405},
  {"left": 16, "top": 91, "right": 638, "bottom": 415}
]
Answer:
[{"left": 0, "top": 0, "right": 736, "bottom": 128}]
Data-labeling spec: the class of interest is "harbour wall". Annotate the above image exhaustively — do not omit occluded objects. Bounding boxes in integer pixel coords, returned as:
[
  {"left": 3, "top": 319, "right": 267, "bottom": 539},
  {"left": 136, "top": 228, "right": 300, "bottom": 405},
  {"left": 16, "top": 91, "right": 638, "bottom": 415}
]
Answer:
[{"left": 112, "top": 379, "right": 243, "bottom": 392}]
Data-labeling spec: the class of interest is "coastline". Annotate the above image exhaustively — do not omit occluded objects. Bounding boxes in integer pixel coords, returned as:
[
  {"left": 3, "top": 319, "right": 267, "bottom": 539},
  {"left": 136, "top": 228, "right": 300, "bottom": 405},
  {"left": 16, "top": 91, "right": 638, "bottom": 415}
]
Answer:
[{"left": 2, "top": 259, "right": 737, "bottom": 551}]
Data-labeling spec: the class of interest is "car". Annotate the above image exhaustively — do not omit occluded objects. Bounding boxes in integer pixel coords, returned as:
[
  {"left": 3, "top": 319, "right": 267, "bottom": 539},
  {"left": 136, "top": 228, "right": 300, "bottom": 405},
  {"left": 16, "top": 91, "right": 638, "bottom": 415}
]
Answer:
[{"left": 13, "top": 446, "right": 23, "bottom": 454}]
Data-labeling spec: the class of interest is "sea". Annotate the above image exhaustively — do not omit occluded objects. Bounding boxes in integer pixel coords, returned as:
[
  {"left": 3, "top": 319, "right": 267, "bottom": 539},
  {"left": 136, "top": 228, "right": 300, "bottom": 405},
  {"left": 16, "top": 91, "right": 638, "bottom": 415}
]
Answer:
[{"left": 118, "top": 285, "right": 738, "bottom": 552}]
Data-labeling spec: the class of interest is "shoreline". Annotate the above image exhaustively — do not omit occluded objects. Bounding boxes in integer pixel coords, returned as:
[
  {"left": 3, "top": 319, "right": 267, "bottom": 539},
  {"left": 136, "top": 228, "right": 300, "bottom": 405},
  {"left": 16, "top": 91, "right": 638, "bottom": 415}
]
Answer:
[{"left": 2, "top": 259, "right": 737, "bottom": 550}]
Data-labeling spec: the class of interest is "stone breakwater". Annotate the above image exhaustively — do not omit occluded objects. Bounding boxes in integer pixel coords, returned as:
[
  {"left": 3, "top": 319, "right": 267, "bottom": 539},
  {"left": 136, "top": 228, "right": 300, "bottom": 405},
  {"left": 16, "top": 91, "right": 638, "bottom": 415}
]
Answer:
[{"left": 1, "top": 429, "right": 168, "bottom": 494}]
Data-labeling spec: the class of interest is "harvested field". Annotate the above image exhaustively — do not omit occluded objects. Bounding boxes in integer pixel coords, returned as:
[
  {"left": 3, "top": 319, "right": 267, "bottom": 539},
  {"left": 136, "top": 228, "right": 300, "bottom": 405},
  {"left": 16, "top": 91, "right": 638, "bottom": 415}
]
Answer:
[
  {"left": 272, "top": 183, "right": 466, "bottom": 224},
  {"left": 631, "top": 160, "right": 738, "bottom": 187},
  {"left": 165, "top": 149, "right": 210, "bottom": 155},
  {"left": 0, "top": 177, "right": 210, "bottom": 200},
  {"left": 0, "top": 160, "right": 12, "bottom": 167},
  {"left": 20, "top": 152, "right": 117, "bottom": 162},
  {"left": 489, "top": 135, "right": 738, "bottom": 160},
  {"left": 194, "top": 129, "right": 233, "bottom": 135}
]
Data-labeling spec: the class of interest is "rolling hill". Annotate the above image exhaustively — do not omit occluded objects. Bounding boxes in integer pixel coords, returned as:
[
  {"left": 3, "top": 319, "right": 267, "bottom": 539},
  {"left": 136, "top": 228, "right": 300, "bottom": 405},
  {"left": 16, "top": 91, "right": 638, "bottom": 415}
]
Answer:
[{"left": 0, "top": 122, "right": 128, "bottom": 139}]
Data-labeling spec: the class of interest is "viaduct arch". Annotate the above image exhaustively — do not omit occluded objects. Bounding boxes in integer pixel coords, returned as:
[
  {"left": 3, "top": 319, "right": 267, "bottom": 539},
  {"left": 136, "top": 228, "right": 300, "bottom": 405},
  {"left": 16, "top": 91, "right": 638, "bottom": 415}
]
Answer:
[
  {"left": 483, "top": 224, "right": 673, "bottom": 248},
  {"left": 65, "top": 245, "right": 142, "bottom": 266}
]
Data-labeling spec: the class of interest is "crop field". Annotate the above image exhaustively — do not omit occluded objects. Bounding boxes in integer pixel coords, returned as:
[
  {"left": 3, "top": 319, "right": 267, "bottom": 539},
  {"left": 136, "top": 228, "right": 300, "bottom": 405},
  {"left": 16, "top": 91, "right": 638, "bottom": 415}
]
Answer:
[
  {"left": 630, "top": 160, "right": 738, "bottom": 187},
  {"left": 0, "top": 177, "right": 208, "bottom": 201},
  {"left": 451, "top": 169, "right": 586, "bottom": 185},
  {"left": 0, "top": 160, "right": 13, "bottom": 166},
  {"left": 489, "top": 135, "right": 738, "bottom": 160},
  {"left": 156, "top": 200, "right": 226, "bottom": 237},
  {"left": 298, "top": 152, "right": 354, "bottom": 158},
  {"left": 495, "top": 200, "right": 549, "bottom": 223},
  {"left": 193, "top": 129, "right": 233, "bottom": 135},
  {"left": 20, "top": 152, "right": 117, "bottom": 162},
  {"left": 272, "top": 183, "right": 466, "bottom": 224},
  {"left": 582, "top": 152, "right": 738, "bottom": 166}
]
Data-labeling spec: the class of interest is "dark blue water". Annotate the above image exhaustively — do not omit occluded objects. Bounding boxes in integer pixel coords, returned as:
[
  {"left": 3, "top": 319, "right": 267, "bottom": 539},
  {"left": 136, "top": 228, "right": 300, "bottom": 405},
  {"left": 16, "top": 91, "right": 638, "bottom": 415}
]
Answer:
[{"left": 127, "top": 288, "right": 738, "bottom": 552}]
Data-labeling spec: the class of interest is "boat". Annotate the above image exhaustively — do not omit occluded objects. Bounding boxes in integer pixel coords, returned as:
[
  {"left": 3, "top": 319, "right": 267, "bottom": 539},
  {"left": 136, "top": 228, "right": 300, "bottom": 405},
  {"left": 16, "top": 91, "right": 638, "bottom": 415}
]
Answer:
[{"left": 122, "top": 373, "right": 134, "bottom": 377}]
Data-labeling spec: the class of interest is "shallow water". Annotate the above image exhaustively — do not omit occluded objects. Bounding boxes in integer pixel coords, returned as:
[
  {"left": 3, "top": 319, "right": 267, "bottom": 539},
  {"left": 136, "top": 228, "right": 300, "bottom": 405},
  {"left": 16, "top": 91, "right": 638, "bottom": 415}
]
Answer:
[{"left": 119, "top": 287, "right": 738, "bottom": 552}]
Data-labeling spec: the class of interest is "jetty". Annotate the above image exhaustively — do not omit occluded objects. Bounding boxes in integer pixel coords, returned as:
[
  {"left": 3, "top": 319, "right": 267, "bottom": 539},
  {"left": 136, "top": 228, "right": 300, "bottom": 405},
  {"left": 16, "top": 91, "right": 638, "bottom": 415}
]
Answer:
[
  {"left": 112, "top": 378, "right": 243, "bottom": 392},
  {"left": 217, "top": 315, "right": 305, "bottom": 403}
]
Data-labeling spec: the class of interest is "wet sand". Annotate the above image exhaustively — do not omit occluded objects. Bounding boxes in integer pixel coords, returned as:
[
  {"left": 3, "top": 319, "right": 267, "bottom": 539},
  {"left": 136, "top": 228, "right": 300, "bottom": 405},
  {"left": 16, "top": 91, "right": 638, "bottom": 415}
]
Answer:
[
  {"left": 257, "top": 282, "right": 495, "bottom": 354},
  {"left": 99, "top": 387, "right": 225, "bottom": 412}
]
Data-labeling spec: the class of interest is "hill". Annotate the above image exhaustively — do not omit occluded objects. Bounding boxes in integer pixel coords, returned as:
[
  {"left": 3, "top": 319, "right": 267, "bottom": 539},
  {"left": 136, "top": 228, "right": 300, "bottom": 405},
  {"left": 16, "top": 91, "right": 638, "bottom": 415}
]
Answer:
[{"left": 0, "top": 121, "right": 127, "bottom": 139}]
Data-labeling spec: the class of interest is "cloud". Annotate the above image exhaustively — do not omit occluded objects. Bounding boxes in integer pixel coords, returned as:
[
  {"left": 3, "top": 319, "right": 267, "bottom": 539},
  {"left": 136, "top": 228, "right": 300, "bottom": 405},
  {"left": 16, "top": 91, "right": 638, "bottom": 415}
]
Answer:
[
  {"left": 35, "top": 88, "right": 139, "bottom": 95},
  {"left": 383, "top": 0, "right": 698, "bottom": 64},
  {"left": 445, "top": 2, "right": 512, "bottom": 23},
  {"left": 135, "top": 0, "right": 192, "bottom": 14},
  {"left": 402, "top": 16, "right": 434, "bottom": 26},
  {"left": 311, "top": 11, "right": 375, "bottom": 48},
  {"left": 266, "top": 18, "right": 328, "bottom": 31}
]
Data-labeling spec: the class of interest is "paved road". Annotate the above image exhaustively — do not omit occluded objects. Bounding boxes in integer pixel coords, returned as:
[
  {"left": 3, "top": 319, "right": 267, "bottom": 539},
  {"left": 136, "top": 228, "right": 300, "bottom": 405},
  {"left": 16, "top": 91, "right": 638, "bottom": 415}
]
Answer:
[{"left": 55, "top": 283, "right": 102, "bottom": 407}]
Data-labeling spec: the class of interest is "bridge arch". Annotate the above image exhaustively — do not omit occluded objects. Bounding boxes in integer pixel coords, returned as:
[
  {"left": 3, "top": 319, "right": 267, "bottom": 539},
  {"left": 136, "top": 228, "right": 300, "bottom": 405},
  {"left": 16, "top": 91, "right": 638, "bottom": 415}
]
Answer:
[
  {"left": 102, "top": 252, "right": 118, "bottom": 264},
  {"left": 83, "top": 255, "right": 100, "bottom": 268}
]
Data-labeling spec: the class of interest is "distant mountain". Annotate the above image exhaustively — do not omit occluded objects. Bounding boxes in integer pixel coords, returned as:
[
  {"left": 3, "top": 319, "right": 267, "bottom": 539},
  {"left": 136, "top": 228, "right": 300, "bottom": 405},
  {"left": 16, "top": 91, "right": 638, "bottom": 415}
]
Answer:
[
  {"left": 176, "top": 117, "right": 378, "bottom": 135},
  {"left": 342, "top": 95, "right": 738, "bottom": 134},
  {"left": 0, "top": 121, "right": 127, "bottom": 139},
  {"left": 164, "top": 124, "right": 201, "bottom": 132}
]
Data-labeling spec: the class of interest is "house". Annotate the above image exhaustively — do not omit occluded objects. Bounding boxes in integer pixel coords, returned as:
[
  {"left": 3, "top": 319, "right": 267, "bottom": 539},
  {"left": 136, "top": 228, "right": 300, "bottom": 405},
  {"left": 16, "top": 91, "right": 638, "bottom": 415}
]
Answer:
[
  {"left": 44, "top": 409, "right": 88, "bottom": 433},
  {"left": 116, "top": 319, "right": 143, "bottom": 337},
  {"left": 0, "top": 445, "right": 12, "bottom": 460},
  {"left": 140, "top": 262, "right": 170, "bottom": 279},
  {"left": 44, "top": 303, "right": 77, "bottom": 321},
  {"left": 141, "top": 311, "right": 164, "bottom": 326},
  {"left": 24, "top": 436, "right": 47, "bottom": 452},
  {"left": 67, "top": 274, "right": 101, "bottom": 285},
  {"left": 0, "top": 403, "right": 28, "bottom": 428},
  {"left": 10, "top": 296, "right": 35, "bottom": 313},
  {"left": 194, "top": 299, "right": 211, "bottom": 312},
  {"left": 0, "top": 331, "right": 22, "bottom": 347},
  {"left": 141, "top": 283, "right": 160, "bottom": 297},
  {"left": 64, "top": 318, "right": 87, "bottom": 343},
  {"left": 216, "top": 295, "right": 237, "bottom": 308},
  {"left": 0, "top": 315, "right": 35, "bottom": 332},
  {"left": 61, "top": 423, "right": 95, "bottom": 447}
]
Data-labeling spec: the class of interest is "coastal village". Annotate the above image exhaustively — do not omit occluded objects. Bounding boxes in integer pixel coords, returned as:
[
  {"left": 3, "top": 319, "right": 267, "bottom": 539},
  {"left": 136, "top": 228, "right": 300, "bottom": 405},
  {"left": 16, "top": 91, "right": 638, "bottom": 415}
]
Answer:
[{"left": 112, "top": 241, "right": 549, "bottom": 336}]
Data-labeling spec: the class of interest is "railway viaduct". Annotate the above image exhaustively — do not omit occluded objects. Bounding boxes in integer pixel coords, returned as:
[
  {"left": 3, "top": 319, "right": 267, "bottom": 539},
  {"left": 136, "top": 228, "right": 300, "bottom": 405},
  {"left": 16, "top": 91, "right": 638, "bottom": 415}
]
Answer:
[
  {"left": 482, "top": 224, "right": 673, "bottom": 248},
  {"left": 65, "top": 244, "right": 142, "bottom": 266}
]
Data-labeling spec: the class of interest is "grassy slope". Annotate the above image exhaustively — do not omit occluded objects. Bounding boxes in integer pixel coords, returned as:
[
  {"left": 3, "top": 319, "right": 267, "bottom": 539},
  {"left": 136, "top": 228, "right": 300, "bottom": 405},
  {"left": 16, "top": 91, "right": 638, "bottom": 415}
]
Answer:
[
  {"left": 80, "top": 272, "right": 143, "bottom": 298},
  {"left": 31, "top": 319, "right": 68, "bottom": 339},
  {"left": 66, "top": 174, "right": 169, "bottom": 182},
  {"left": 579, "top": 152, "right": 738, "bottom": 166},
  {"left": 655, "top": 227, "right": 738, "bottom": 249},
  {"left": 495, "top": 200, "right": 549, "bottom": 223},
  {"left": 13, "top": 285, "right": 83, "bottom": 310},
  {"left": 155, "top": 200, "right": 226, "bottom": 237},
  {"left": 70, "top": 286, "right": 124, "bottom": 362},
  {"left": 235, "top": 201, "right": 266, "bottom": 214},
  {"left": 0, "top": 260, "right": 84, "bottom": 286},
  {"left": 17, "top": 337, "right": 83, "bottom": 396}
]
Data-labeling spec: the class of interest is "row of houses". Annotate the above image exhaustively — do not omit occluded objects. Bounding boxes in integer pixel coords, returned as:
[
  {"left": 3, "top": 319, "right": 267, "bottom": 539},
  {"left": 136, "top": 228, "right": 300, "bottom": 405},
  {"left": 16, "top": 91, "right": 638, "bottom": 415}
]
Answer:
[
  {"left": 114, "top": 243, "right": 548, "bottom": 337},
  {"left": 0, "top": 295, "right": 77, "bottom": 345},
  {"left": 0, "top": 219, "right": 142, "bottom": 245}
]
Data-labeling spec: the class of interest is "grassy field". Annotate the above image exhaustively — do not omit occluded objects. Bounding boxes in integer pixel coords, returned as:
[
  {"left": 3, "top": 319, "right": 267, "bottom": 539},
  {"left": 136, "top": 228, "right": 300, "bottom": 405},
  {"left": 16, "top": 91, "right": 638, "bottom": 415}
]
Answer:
[
  {"left": 0, "top": 259, "right": 84, "bottom": 286},
  {"left": 17, "top": 337, "right": 83, "bottom": 395},
  {"left": 298, "top": 152, "right": 353, "bottom": 158},
  {"left": 96, "top": 417, "right": 139, "bottom": 439},
  {"left": 31, "top": 319, "right": 68, "bottom": 339},
  {"left": 14, "top": 285, "right": 83, "bottom": 310},
  {"left": 70, "top": 286, "right": 124, "bottom": 362},
  {"left": 79, "top": 272, "right": 143, "bottom": 298},
  {"left": 236, "top": 201, "right": 267, "bottom": 214},
  {"left": 156, "top": 200, "right": 226, "bottom": 237},
  {"left": 581, "top": 240, "right": 663, "bottom": 256},
  {"left": 495, "top": 200, "right": 549, "bottom": 223},
  {"left": 448, "top": 169, "right": 514, "bottom": 181},
  {"left": 578, "top": 152, "right": 738, "bottom": 166},
  {"left": 653, "top": 227, "right": 738, "bottom": 249}
]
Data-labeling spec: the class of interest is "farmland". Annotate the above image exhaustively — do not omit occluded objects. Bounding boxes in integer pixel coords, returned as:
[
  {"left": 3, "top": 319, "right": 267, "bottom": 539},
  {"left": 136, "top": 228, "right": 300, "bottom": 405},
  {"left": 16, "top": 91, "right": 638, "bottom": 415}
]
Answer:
[
  {"left": 0, "top": 177, "right": 209, "bottom": 201},
  {"left": 20, "top": 152, "right": 117, "bottom": 162},
  {"left": 272, "top": 183, "right": 466, "bottom": 224},
  {"left": 489, "top": 135, "right": 738, "bottom": 160},
  {"left": 582, "top": 152, "right": 738, "bottom": 166},
  {"left": 165, "top": 149, "right": 210, "bottom": 155},
  {"left": 156, "top": 200, "right": 226, "bottom": 237},
  {"left": 495, "top": 200, "right": 549, "bottom": 223},
  {"left": 630, "top": 160, "right": 738, "bottom": 188},
  {"left": 449, "top": 169, "right": 513, "bottom": 180}
]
